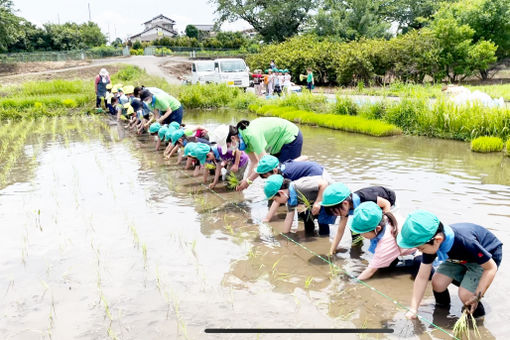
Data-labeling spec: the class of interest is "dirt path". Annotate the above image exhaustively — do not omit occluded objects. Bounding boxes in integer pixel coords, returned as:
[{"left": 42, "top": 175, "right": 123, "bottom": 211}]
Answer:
[{"left": 0, "top": 56, "right": 191, "bottom": 85}]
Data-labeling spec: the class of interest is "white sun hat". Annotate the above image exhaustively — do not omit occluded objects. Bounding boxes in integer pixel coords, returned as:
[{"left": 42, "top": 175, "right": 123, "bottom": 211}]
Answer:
[
  {"left": 99, "top": 68, "right": 109, "bottom": 76},
  {"left": 209, "top": 124, "right": 230, "bottom": 155}
]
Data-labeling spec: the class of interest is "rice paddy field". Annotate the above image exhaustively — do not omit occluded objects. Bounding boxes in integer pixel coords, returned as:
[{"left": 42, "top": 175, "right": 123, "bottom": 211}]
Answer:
[{"left": 0, "top": 107, "right": 509, "bottom": 340}]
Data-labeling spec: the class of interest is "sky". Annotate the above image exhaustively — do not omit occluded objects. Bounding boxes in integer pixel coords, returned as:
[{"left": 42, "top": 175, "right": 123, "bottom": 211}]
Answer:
[{"left": 13, "top": 0, "right": 252, "bottom": 42}]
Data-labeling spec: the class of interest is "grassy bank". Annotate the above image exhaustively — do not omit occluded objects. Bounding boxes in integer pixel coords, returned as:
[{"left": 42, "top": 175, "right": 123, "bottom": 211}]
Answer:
[
  {"left": 249, "top": 104, "right": 402, "bottom": 137},
  {"left": 335, "top": 82, "right": 510, "bottom": 101}
]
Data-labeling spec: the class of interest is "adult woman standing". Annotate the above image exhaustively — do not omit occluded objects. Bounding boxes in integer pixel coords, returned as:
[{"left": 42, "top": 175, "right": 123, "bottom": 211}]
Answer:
[
  {"left": 94, "top": 68, "right": 110, "bottom": 109},
  {"left": 228, "top": 117, "right": 303, "bottom": 191}
]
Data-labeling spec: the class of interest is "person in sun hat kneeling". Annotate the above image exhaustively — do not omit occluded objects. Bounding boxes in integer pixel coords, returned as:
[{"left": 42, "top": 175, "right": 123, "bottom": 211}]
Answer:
[
  {"left": 263, "top": 174, "right": 334, "bottom": 236},
  {"left": 321, "top": 183, "right": 396, "bottom": 255},
  {"left": 350, "top": 202, "right": 422, "bottom": 280},
  {"left": 397, "top": 210, "right": 502, "bottom": 319}
]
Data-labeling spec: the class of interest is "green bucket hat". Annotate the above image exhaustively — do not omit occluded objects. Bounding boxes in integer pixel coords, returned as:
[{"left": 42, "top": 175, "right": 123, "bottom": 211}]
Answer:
[
  {"left": 169, "top": 121, "right": 181, "bottom": 130},
  {"left": 351, "top": 202, "right": 383, "bottom": 234},
  {"left": 183, "top": 142, "right": 197, "bottom": 156},
  {"left": 264, "top": 174, "right": 284, "bottom": 199},
  {"left": 256, "top": 155, "right": 279, "bottom": 174},
  {"left": 164, "top": 125, "right": 177, "bottom": 142},
  {"left": 189, "top": 142, "right": 211, "bottom": 165},
  {"left": 171, "top": 129, "right": 185, "bottom": 145},
  {"left": 149, "top": 122, "right": 161, "bottom": 134},
  {"left": 321, "top": 183, "right": 351, "bottom": 207},
  {"left": 397, "top": 210, "right": 440, "bottom": 248},
  {"left": 158, "top": 126, "right": 169, "bottom": 141}
]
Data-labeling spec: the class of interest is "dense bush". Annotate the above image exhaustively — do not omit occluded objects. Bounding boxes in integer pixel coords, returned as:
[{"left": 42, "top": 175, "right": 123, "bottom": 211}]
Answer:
[
  {"left": 470, "top": 136, "right": 504, "bottom": 152},
  {"left": 246, "top": 30, "right": 497, "bottom": 86},
  {"left": 506, "top": 140, "right": 510, "bottom": 156}
]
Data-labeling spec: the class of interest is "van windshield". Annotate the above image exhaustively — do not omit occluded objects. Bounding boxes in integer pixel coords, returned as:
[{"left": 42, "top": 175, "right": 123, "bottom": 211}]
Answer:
[
  {"left": 220, "top": 60, "right": 246, "bottom": 72},
  {"left": 196, "top": 62, "right": 215, "bottom": 72}
]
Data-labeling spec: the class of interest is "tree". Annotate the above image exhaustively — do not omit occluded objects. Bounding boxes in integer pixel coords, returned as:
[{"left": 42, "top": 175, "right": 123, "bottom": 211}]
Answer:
[
  {"left": 111, "top": 37, "right": 123, "bottom": 48},
  {"left": 379, "top": 0, "right": 447, "bottom": 33},
  {"left": 0, "top": 0, "right": 21, "bottom": 52},
  {"left": 210, "top": 0, "right": 316, "bottom": 42},
  {"left": 313, "top": 0, "right": 391, "bottom": 41},
  {"left": 79, "top": 22, "right": 106, "bottom": 48},
  {"left": 185, "top": 25, "right": 199, "bottom": 39},
  {"left": 435, "top": 0, "right": 510, "bottom": 58}
]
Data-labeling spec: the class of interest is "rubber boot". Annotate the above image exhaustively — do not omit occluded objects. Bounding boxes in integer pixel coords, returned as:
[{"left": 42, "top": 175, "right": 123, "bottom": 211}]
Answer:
[
  {"left": 433, "top": 290, "right": 451, "bottom": 307},
  {"left": 471, "top": 302, "right": 485, "bottom": 319}
]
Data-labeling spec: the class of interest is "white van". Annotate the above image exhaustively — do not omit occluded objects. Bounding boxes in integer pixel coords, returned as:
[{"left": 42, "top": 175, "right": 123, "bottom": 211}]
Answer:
[
  {"left": 190, "top": 60, "right": 216, "bottom": 85},
  {"left": 190, "top": 58, "right": 250, "bottom": 89}
]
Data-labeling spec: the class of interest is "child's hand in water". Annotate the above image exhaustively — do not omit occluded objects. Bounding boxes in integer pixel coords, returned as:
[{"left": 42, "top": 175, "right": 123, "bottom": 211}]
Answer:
[
  {"left": 230, "top": 165, "right": 238, "bottom": 172},
  {"left": 209, "top": 183, "right": 216, "bottom": 189},
  {"left": 405, "top": 309, "right": 418, "bottom": 319},
  {"left": 312, "top": 202, "right": 321, "bottom": 215}
]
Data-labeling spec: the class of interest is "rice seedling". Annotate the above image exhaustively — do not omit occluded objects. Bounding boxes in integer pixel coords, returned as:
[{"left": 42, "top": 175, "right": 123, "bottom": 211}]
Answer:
[
  {"left": 129, "top": 225, "right": 140, "bottom": 249},
  {"left": 453, "top": 309, "right": 482, "bottom": 340},
  {"left": 470, "top": 136, "right": 504, "bottom": 153},
  {"left": 35, "top": 209, "right": 42, "bottom": 231},
  {"left": 304, "top": 276, "right": 314, "bottom": 289},
  {"left": 225, "top": 172, "right": 240, "bottom": 190},
  {"left": 352, "top": 234, "right": 364, "bottom": 246},
  {"left": 142, "top": 243, "right": 148, "bottom": 268},
  {"left": 250, "top": 104, "right": 402, "bottom": 137},
  {"left": 271, "top": 257, "right": 282, "bottom": 276},
  {"left": 224, "top": 224, "right": 235, "bottom": 235}
]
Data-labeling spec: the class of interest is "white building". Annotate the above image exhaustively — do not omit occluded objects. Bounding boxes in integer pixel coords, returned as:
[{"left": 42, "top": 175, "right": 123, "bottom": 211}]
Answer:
[{"left": 130, "top": 14, "right": 177, "bottom": 42}]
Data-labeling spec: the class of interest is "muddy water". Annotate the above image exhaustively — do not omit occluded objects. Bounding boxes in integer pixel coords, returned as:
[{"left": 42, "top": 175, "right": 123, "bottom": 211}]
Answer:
[{"left": 0, "top": 113, "right": 509, "bottom": 339}]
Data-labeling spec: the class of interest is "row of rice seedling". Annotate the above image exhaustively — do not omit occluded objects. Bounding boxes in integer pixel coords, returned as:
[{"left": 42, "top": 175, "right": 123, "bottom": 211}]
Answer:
[
  {"left": 249, "top": 104, "right": 402, "bottom": 137},
  {"left": 0, "top": 93, "right": 93, "bottom": 109}
]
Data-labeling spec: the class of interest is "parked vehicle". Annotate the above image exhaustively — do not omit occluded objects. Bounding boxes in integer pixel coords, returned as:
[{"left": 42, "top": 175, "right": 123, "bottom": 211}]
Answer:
[{"left": 190, "top": 60, "right": 216, "bottom": 85}]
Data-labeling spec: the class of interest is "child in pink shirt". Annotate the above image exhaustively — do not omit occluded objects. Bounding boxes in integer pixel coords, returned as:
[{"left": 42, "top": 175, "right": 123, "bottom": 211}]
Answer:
[{"left": 350, "top": 201, "right": 418, "bottom": 280}]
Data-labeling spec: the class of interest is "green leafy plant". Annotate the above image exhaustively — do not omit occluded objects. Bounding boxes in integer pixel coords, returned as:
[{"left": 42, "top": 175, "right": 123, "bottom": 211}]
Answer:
[{"left": 470, "top": 136, "right": 504, "bottom": 153}]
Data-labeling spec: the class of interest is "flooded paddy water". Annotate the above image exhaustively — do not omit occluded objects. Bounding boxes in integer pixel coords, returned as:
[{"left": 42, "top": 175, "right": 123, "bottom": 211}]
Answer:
[{"left": 0, "top": 111, "right": 509, "bottom": 339}]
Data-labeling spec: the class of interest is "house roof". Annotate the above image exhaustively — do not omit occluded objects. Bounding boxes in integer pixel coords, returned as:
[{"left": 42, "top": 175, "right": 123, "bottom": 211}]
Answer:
[
  {"left": 143, "top": 14, "right": 175, "bottom": 25},
  {"left": 130, "top": 24, "right": 177, "bottom": 40},
  {"left": 192, "top": 24, "right": 215, "bottom": 32}
]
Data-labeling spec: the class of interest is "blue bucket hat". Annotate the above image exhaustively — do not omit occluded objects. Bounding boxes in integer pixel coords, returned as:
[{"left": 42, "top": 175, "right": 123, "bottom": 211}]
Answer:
[
  {"left": 169, "top": 121, "right": 181, "bottom": 130},
  {"left": 183, "top": 142, "right": 197, "bottom": 156},
  {"left": 351, "top": 202, "right": 383, "bottom": 234},
  {"left": 321, "top": 183, "right": 351, "bottom": 207},
  {"left": 171, "top": 129, "right": 185, "bottom": 145},
  {"left": 164, "top": 125, "right": 177, "bottom": 142},
  {"left": 264, "top": 174, "right": 284, "bottom": 199},
  {"left": 158, "top": 126, "right": 169, "bottom": 141},
  {"left": 397, "top": 210, "right": 440, "bottom": 248},
  {"left": 256, "top": 155, "right": 279, "bottom": 174},
  {"left": 189, "top": 142, "right": 211, "bottom": 165},
  {"left": 149, "top": 122, "right": 161, "bottom": 134}
]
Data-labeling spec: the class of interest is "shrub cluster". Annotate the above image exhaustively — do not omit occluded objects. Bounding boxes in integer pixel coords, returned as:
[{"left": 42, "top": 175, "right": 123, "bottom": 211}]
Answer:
[{"left": 470, "top": 136, "right": 504, "bottom": 153}]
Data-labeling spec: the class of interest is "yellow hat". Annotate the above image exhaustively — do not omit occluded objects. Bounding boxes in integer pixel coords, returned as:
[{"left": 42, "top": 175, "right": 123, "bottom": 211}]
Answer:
[
  {"left": 123, "top": 85, "right": 134, "bottom": 94},
  {"left": 106, "top": 84, "right": 113, "bottom": 90}
]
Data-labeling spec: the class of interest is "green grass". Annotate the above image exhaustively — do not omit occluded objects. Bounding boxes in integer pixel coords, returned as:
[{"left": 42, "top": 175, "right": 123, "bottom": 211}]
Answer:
[
  {"left": 471, "top": 136, "right": 504, "bottom": 153},
  {"left": 507, "top": 140, "right": 510, "bottom": 156},
  {"left": 336, "top": 82, "right": 510, "bottom": 101},
  {"left": 249, "top": 104, "right": 402, "bottom": 137}
]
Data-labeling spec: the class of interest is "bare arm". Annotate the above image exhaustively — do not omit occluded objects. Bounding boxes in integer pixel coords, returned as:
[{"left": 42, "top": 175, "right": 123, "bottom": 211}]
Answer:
[
  {"left": 231, "top": 150, "right": 241, "bottom": 172},
  {"left": 312, "top": 179, "right": 328, "bottom": 215},
  {"left": 203, "top": 166, "right": 209, "bottom": 183},
  {"left": 155, "top": 138, "right": 162, "bottom": 151},
  {"left": 406, "top": 263, "right": 433, "bottom": 319},
  {"left": 210, "top": 164, "right": 222, "bottom": 189},
  {"left": 377, "top": 196, "right": 392, "bottom": 213},
  {"left": 236, "top": 152, "right": 259, "bottom": 191},
  {"left": 193, "top": 165, "right": 202, "bottom": 177},
  {"left": 157, "top": 107, "right": 173, "bottom": 123},
  {"left": 264, "top": 200, "right": 281, "bottom": 222},
  {"left": 168, "top": 144, "right": 180, "bottom": 158},
  {"left": 465, "top": 259, "right": 498, "bottom": 314},
  {"left": 281, "top": 211, "right": 295, "bottom": 233},
  {"left": 329, "top": 217, "right": 348, "bottom": 255}
]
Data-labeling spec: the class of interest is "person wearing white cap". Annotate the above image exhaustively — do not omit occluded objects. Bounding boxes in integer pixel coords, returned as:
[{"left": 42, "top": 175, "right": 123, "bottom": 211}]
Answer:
[{"left": 95, "top": 68, "right": 110, "bottom": 109}]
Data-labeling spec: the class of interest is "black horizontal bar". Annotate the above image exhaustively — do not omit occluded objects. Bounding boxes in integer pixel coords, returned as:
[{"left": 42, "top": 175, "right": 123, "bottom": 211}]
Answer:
[{"left": 205, "top": 328, "right": 393, "bottom": 334}]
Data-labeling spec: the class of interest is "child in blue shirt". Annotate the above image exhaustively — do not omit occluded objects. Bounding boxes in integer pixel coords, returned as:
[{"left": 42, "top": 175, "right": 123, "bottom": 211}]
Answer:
[{"left": 397, "top": 210, "right": 502, "bottom": 319}]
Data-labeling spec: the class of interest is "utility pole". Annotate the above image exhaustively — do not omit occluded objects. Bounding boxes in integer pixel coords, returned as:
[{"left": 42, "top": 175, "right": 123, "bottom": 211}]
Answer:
[{"left": 88, "top": 3, "right": 91, "bottom": 22}]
